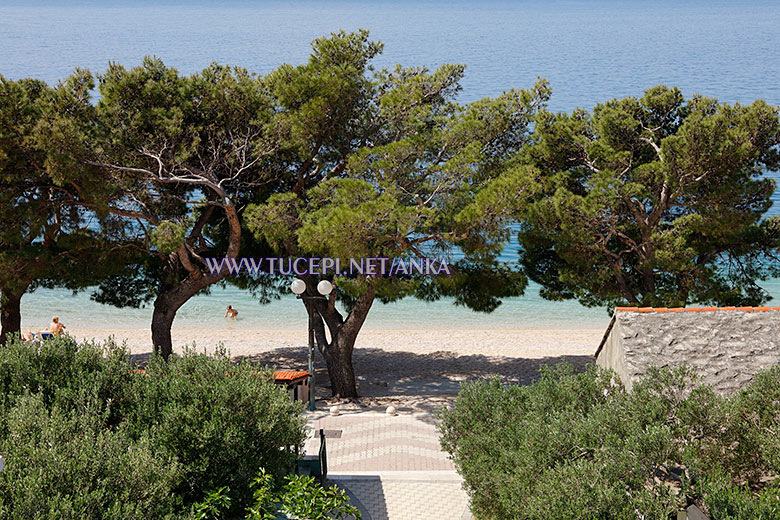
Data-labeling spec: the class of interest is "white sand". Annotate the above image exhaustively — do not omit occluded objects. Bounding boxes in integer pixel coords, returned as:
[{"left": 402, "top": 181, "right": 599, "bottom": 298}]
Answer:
[
  {"left": 68, "top": 326, "right": 604, "bottom": 413},
  {"left": 68, "top": 327, "right": 603, "bottom": 358}
]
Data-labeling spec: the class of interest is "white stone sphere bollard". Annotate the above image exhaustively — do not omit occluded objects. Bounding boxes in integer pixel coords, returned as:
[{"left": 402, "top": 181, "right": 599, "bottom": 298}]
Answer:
[
  {"left": 330, "top": 405, "right": 340, "bottom": 416},
  {"left": 386, "top": 405, "right": 397, "bottom": 416}
]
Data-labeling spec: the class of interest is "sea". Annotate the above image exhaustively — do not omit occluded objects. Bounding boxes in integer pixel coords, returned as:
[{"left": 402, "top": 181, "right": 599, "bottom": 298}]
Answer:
[{"left": 2, "top": 0, "right": 780, "bottom": 332}]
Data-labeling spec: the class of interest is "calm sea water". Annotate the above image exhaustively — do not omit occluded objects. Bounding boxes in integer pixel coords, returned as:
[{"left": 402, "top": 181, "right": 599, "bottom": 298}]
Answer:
[{"left": 3, "top": 1, "right": 780, "bottom": 332}]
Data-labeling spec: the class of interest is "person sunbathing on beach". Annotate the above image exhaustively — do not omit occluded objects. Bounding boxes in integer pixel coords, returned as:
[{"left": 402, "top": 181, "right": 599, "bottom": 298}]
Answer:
[
  {"left": 22, "top": 330, "right": 35, "bottom": 342},
  {"left": 225, "top": 305, "right": 238, "bottom": 319},
  {"left": 49, "top": 316, "right": 66, "bottom": 335}
]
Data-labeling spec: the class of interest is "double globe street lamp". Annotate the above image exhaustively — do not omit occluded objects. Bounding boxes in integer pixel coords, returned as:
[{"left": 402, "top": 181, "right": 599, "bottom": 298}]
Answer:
[{"left": 290, "top": 278, "right": 334, "bottom": 411}]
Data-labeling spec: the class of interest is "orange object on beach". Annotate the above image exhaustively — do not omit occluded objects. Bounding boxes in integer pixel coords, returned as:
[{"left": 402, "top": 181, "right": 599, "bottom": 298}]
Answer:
[{"left": 273, "top": 370, "right": 310, "bottom": 383}]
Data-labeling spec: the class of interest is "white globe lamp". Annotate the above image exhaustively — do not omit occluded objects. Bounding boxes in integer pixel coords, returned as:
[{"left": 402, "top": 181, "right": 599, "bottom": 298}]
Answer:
[
  {"left": 317, "top": 280, "right": 334, "bottom": 296},
  {"left": 290, "top": 278, "right": 306, "bottom": 295}
]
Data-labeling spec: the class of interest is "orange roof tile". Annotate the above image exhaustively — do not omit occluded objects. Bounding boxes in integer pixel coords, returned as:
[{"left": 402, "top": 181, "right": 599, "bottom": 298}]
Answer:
[
  {"left": 612, "top": 306, "right": 780, "bottom": 314},
  {"left": 273, "top": 370, "right": 311, "bottom": 382}
]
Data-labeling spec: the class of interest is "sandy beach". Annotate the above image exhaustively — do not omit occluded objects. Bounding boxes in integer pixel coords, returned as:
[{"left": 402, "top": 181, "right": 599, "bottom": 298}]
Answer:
[
  {"left": 68, "top": 327, "right": 603, "bottom": 356},
  {"left": 69, "top": 327, "right": 603, "bottom": 412}
]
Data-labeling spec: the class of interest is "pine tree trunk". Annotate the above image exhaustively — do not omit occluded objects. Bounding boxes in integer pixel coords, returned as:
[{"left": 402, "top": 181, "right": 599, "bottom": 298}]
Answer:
[
  {"left": 322, "top": 330, "right": 359, "bottom": 398},
  {"left": 0, "top": 289, "right": 23, "bottom": 346},
  {"left": 150, "top": 277, "right": 210, "bottom": 360},
  {"left": 313, "top": 286, "right": 375, "bottom": 398},
  {"left": 148, "top": 200, "right": 242, "bottom": 360},
  {"left": 151, "top": 293, "right": 179, "bottom": 359}
]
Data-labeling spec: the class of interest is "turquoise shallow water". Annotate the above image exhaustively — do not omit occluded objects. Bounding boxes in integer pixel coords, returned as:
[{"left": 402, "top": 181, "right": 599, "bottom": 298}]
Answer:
[
  {"left": 3, "top": 0, "right": 780, "bottom": 331},
  {"left": 18, "top": 283, "right": 613, "bottom": 332},
  {"left": 19, "top": 277, "right": 780, "bottom": 333}
]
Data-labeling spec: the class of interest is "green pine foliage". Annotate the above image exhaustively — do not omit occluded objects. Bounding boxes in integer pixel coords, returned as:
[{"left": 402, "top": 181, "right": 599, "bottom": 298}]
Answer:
[
  {"left": 438, "top": 364, "right": 780, "bottom": 520},
  {"left": 0, "top": 74, "right": 126, "bottom": 345},
  {"left": 0, "top": 335, "right": 307, "bottom": 519},
  {"left": 509, "top": 86, "right": 780, "bottom": 309}
]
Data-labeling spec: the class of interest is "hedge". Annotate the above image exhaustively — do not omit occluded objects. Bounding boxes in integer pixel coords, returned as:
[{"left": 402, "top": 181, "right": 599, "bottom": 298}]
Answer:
[
  {"left": 0, "top": 335, "right": 307, "bottom": 519},
  {"left": 438, "top": 363, "right": 780, "bottom": 520}
]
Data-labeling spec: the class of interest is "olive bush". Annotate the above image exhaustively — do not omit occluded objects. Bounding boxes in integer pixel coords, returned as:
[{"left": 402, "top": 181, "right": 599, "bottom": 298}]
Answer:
[
  {"left": 0, "top": 335, "right": 307, "bottom": 519},
  {"left": 438, "top": 363, "right": 780, "bottom": 520}
]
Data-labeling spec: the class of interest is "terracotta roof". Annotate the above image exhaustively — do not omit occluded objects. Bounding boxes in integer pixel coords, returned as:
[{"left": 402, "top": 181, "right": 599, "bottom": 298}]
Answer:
[
  {"left": 273, "top": 370, "right": 311, "bottom": 383},
  {"left": 614, "top": 306, "right": 780, "bottom": 312},
  {"left": 133, "top": 369, "right": 311, "bottom": 383}
]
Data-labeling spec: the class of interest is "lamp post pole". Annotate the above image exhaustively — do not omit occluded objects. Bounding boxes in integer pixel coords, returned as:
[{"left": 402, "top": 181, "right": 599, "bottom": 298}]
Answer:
[
  {"left": 291, "top": 278, "right": 334, "bottom": 412},
  {"left": 306, "top": 301, "right": 316, "bottom": 411}
]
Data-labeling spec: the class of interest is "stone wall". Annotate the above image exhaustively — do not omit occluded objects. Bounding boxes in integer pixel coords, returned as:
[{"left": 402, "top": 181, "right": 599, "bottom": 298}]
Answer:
[{"left": 596, "top": 310, "right": 780, "bottom": 394}]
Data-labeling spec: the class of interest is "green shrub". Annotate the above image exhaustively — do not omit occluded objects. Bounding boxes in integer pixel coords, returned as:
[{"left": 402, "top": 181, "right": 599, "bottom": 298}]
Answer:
[
  {"left": 697, "top": 472, "right": 780, "bottom": 520},
  {"left": 0, "top": 334, "right": 133, "bottom": 429},
  {"left": 193, "top": 468, "right": 361, "bottom": 520},
  {"left": 0, "top": 336, "right": 307, "bottom": 519},
  {"left": 0, "top": 393, "right": 182, "bottom": 520},
  {"left": 125, "top": 347, "right": 308, "bottom": 509},
  {"left": 438, "top": 363, "right": 780, "bottom": 520}
]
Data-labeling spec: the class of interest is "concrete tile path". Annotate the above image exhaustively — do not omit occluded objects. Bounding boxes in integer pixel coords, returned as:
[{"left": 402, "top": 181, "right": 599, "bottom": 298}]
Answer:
[{"left": 304, "top": 411, "right": 472, "bottom": 520}]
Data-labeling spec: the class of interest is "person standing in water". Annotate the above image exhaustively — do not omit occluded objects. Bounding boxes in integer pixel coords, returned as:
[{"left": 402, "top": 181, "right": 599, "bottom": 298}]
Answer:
[{"left": 225, "top": 305, "right": 238, "bottom": 319}]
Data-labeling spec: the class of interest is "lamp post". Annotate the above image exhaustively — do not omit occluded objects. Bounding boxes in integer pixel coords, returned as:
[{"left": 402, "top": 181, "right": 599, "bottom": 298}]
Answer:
[{"left": 290, "top": 278, "right": 334, "bottom": 411}]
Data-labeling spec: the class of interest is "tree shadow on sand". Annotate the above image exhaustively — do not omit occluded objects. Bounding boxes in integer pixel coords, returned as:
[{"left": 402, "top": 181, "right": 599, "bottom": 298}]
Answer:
[{"left": 236, "top": 347, "right": 594, "bottom": 416}]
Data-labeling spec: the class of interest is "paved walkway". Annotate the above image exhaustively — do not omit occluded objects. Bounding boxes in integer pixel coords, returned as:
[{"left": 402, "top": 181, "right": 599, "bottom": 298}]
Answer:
[{"left": 304, "top": 411, "right": 472, "bottom": 520}]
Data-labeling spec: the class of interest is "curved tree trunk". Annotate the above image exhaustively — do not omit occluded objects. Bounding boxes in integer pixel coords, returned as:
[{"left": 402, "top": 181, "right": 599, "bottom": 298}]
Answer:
[
  {"left": 151, "top": 292, "right": 179, "bottom": 359},
  {"left": 150, "top": 266, "right": 227, "bottom": 359},
  {"left": 150, "top": 255, "right": 233, "bottom": 359},
  {"left": 0, "top": 288, "right": 25, "bottom": 346},
  {"left": 149, "top": 200, "right": 242, "bottom": 360}
]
